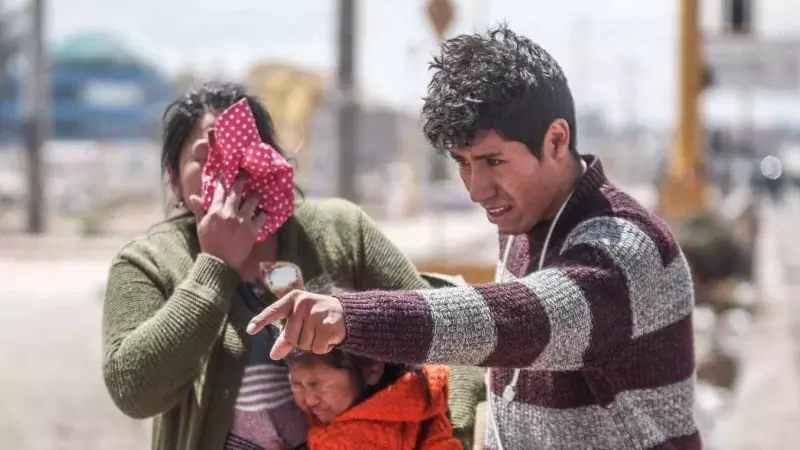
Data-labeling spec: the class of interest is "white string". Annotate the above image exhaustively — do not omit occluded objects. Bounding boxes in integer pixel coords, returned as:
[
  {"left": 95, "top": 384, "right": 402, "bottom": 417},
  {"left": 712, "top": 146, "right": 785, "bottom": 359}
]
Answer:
[{"left": 486, "top": 160, "right": 586, "bottom": 450}]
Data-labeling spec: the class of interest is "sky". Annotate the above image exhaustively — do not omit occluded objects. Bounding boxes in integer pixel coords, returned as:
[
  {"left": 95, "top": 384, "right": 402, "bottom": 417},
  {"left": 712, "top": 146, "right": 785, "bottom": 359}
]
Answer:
[{"left": 5, "top": 0, "right": 800, "bottom": 128}]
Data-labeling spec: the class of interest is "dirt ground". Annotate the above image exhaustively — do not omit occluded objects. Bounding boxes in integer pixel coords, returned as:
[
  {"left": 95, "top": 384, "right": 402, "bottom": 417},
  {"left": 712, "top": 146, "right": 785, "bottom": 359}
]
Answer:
[
  {"left": 0, "top": 260, "right": 149, "bottom": 450},
  {"left": 2, "top": 197, "right": 799, "bottom": 449}
]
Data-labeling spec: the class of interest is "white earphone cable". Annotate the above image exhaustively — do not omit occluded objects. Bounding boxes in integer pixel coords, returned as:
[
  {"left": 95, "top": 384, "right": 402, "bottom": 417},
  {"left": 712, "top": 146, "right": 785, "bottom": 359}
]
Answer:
[{"left": 486, "top": 160, "right": 586, "bottom": 449}]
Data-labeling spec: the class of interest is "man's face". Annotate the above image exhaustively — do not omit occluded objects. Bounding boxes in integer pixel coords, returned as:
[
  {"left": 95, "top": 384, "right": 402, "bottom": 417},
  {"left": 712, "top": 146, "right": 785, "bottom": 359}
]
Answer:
[{"left": 451, "top": 129, "right": 562, "bottom": 234}]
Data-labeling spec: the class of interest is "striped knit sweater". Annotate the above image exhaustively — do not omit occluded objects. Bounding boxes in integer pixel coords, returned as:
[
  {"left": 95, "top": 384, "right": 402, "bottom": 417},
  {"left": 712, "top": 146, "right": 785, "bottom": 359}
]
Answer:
[{"left": 336, "top": 155, "right": 700, "bottom": 450}]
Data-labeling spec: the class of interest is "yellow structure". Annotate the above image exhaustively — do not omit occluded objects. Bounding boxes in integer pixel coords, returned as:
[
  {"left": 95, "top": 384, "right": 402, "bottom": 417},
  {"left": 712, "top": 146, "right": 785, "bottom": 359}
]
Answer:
[
  {"left": 426, "top": 0, "right": 454, "bottom": 40},
  {"left": 246, "top": 63, "right": 324, "bottom": 188},
  {"left": 657, "top": 0, "right": 709, "bottom": 221}
]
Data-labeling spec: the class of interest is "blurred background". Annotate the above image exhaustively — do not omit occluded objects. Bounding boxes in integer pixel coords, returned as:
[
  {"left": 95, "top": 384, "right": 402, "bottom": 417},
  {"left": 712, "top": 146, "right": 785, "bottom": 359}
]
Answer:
[{"left": 0, "top": 0, "right": 799, "bottom": 448}]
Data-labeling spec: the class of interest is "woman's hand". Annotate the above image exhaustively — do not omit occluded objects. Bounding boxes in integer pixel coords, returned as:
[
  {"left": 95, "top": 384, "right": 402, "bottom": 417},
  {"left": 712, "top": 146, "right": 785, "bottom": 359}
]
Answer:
[{"left": 187, "top": 172, "right": 266, "bottom": 271}]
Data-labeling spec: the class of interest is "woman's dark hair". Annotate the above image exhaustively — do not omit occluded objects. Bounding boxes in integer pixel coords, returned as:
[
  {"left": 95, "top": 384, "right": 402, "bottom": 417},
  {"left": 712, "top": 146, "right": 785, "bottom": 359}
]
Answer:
[
  {"left": 160, "top": 81, "right": 303, "bottom": 217},
  {"left": 422, "top": 23, "right": 578, "bottom": 158},
  {"left": 283, "top": 348, "right": 432, "bottom": 411}
]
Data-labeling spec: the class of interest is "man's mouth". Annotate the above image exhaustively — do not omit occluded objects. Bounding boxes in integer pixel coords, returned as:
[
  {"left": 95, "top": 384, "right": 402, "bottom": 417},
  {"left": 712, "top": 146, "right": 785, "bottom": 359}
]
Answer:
[
  {"left": 485, "top": 206, "right": 512, "bottom": 220},
  {"left": 486, "top": 206, "right": 511, "bottom": 216}
]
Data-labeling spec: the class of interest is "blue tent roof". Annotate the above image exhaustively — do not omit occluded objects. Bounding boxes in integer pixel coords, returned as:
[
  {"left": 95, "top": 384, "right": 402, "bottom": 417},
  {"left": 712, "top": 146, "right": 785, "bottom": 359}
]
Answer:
[{"left": 50, "top": 31, "right": 144, "bottom": 66}]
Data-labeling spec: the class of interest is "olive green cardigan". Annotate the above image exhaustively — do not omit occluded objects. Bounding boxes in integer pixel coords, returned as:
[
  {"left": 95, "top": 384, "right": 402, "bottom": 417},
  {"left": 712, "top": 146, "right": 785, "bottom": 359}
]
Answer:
[{"left": 102, "top": 198, "right": 484, "bottom": 450}]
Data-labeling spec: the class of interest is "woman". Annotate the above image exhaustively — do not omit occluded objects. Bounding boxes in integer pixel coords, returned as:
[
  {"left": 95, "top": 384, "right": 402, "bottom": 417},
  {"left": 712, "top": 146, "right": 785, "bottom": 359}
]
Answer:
[{"left": 101, "top": 82, "right": 481, "bottom": 450}]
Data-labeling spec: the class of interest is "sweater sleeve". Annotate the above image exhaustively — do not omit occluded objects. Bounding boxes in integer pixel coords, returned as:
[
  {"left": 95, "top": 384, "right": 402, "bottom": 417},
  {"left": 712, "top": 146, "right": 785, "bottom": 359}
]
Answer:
[
  {"left": 351, "top": 207, "right": 484, "bottom": 449},
  {"left": 338, "top": 216, "right": 694, "bottom": 370},
  {"left": 102, "top": 251, "right": 241, "bottom": 419}
]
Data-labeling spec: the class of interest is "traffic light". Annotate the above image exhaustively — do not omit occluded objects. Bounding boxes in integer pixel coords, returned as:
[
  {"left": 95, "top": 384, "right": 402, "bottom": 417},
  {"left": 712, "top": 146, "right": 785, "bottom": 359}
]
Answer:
[{"left": 725, "top": 0, "right": 752, "bottom": 34}]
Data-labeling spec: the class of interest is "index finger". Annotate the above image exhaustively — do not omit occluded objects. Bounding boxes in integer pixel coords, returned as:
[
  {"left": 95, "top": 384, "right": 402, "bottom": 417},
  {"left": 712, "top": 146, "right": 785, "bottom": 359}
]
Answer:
[
  {"left": 270, "top": 331, "right": 295, "bottom": 360},
  {"left": 246, "top": 291, "right": 297, "bottom": 335}
]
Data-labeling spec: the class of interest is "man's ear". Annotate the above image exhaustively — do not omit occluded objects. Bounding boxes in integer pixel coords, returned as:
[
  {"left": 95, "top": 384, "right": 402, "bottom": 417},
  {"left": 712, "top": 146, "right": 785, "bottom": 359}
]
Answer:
[
  {"left": 544, "top": 119, "right": 571, "bottom": 162},
  {"left": 362, "top": 362, "right": 385, "bottom": 387}
]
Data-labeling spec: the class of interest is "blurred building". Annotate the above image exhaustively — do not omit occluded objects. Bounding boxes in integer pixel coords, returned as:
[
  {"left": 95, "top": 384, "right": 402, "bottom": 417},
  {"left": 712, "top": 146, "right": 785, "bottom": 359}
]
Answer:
[
  {"left": 243, "top": 61, "right": 455, "bottom": 217},
  {"left": 0, "top": 31, "right": 173, "bottom": 142},
  {"left": 305, "top": 96, "right": 412, "bottom": 191},
  {"left": 300, "top": 93, "right": 442, "bottom": 216}
]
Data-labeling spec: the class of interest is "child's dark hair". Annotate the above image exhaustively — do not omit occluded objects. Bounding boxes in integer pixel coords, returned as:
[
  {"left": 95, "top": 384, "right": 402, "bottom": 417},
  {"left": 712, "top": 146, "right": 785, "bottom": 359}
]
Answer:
[
  {"left": 284, "top": 279, "right": 432, "bottom": 409},
  {"left": 283, "top": 348, "right": 432, "bottom": 410}
]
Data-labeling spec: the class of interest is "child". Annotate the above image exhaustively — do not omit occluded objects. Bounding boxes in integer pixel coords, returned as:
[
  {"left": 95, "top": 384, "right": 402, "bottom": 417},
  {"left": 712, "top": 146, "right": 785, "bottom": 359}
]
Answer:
[
  {"left": 285, "top": 348, "right": 462, "bottom": 450},
  {"left": 260, "top": 263, "right": 462, "bottom": 450}
]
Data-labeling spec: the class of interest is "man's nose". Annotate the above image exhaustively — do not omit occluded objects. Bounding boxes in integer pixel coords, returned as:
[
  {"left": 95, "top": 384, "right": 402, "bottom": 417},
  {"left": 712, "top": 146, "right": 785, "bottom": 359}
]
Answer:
[{"left": 466, "top": 169, "right": 496, "bottom": 204}]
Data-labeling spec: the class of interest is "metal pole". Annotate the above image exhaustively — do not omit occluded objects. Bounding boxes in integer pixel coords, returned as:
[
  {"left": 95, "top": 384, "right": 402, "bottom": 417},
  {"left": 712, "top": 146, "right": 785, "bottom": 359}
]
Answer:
[
  {"left": 22, "top": 0, "right": 46, "bottom": 233},
  {"left": 337, "top": 0, "right": 359, "bottom": 203}
]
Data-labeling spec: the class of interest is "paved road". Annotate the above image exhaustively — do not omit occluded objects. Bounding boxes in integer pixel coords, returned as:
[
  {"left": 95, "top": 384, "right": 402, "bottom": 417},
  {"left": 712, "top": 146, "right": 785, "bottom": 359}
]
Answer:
[
  {"left": 725, "top": 191, "right": 800, "bottom": 449},
  {"left": 1, "top": 191, "right": 798, "bottom": 449},
  {"left": 0, "top": 260, "right": 149, "bottom": 450}
]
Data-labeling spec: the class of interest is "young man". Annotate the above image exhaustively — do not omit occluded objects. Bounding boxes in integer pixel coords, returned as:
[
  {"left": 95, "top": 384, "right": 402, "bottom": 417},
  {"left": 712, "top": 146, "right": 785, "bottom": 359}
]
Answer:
[{"left": 249, "top": 25, "right": 699, "bottom": 449}]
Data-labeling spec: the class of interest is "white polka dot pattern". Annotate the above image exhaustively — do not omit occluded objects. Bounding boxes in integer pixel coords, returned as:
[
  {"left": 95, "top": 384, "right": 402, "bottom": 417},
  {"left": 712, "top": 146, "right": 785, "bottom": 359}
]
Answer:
[{"left": 200, "top": 98, "right": 295, "bottom": 241}]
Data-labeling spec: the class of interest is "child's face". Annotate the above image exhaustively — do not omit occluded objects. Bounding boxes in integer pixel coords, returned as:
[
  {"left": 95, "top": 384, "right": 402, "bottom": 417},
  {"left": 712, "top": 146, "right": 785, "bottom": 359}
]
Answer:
[{"left": 288, "top": 361, "right": 359, "bottom": 424}]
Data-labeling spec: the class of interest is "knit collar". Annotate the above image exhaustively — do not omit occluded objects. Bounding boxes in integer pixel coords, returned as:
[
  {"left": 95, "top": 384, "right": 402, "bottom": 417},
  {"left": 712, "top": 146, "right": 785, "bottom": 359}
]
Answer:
[{"left": 529, "top": 154, "right": 607, "bottom": 241}]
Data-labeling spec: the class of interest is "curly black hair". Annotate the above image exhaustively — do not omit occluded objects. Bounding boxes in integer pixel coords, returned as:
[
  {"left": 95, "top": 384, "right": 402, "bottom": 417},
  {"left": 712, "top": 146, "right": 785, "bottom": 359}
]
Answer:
[
  {"left": 422, "top": 23, "right": 577, "bottom": 158},
  {"left": 283, "top": 281, "right": 433, "bottom": 411}
]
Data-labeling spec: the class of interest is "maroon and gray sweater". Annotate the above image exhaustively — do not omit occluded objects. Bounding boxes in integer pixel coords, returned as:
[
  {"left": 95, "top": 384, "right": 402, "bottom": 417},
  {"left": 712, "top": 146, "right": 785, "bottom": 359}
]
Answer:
[{"left": 336, "top": 155, "right": 700, "bottom": 449}]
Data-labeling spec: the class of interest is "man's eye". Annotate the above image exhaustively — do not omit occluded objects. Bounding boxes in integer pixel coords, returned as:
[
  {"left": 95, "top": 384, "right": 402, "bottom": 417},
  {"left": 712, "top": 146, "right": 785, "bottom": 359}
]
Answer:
[
  {"left": 487, "top": 158, "right": 503, "bottom": 166},
  {"left": 454, "top": 159, "right": 469, "bottom": 167}
]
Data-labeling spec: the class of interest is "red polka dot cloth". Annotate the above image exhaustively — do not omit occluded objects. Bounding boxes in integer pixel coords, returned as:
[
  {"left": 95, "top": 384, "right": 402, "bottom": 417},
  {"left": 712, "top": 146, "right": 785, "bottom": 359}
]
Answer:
[{"left": 201, "top": 98, "right": 295, "bottom": 241}]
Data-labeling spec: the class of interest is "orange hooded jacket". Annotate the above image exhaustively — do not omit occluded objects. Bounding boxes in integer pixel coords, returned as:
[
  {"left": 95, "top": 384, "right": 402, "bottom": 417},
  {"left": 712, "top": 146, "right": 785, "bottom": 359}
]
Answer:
[{"left": 306, "top": 365, "right": 463, "bottom": 450}]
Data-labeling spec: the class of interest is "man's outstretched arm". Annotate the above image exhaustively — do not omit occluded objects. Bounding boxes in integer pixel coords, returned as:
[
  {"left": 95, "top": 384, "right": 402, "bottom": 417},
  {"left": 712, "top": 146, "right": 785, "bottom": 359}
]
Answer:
[{"left": 251, "top": 217, "right": 694, "bottom": 371}]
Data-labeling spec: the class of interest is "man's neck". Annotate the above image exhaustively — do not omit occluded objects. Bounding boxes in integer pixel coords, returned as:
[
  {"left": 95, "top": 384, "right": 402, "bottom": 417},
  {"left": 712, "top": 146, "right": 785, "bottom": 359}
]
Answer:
[{"left": 543, "top": 157, "right": 585, "bottom": 220}]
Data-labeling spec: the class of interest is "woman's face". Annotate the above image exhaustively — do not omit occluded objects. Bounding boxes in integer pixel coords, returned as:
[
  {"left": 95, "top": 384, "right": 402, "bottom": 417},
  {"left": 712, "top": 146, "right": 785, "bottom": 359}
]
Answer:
[{"left": 169, "top": 111, "right": 217, "bottom": 218}]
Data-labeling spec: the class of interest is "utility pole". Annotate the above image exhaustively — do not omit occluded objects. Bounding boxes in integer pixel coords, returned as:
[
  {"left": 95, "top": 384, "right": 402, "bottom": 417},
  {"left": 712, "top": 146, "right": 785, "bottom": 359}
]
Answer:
[
  {"left": 657, "top": 0, "right": 707, "bottom": 221},
  {"left": 0, "top": 1, "right": 14, "bottom": 87},
  {"left": 336, "top": 0, "right": 359, "bottom": 203},
  {"left": 22, "top": 0, "right": 47, "bottom": 233}
]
